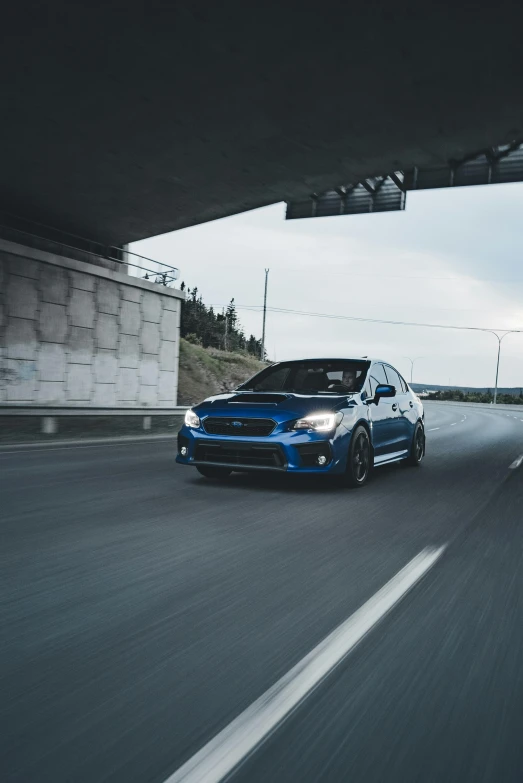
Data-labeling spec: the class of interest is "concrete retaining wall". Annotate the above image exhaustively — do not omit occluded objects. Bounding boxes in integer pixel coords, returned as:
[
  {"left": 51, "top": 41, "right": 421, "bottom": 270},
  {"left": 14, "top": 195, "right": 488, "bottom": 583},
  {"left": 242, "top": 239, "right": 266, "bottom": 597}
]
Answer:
[{"left": 0, "top": 239, "right": 184, "bottom": 406}]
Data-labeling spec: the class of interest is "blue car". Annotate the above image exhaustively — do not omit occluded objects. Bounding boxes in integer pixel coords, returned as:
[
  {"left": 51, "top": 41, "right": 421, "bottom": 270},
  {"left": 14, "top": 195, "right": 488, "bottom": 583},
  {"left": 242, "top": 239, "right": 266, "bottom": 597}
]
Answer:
[{"left": 176, "top": 358, "right": 425, "bottom": 487}]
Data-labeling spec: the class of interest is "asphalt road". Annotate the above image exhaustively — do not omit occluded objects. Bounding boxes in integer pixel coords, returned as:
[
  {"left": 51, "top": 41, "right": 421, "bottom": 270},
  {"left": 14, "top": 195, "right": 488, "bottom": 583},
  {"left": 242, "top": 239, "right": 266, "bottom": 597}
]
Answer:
[{"left": 2, "top": 403, "right": 523, "bottom": 783}]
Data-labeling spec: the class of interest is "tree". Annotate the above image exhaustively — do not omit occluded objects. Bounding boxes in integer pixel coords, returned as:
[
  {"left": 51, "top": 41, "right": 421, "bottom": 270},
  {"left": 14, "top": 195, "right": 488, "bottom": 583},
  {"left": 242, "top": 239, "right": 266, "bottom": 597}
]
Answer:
[{"left": 179, "top": 287, "right": 262, "bottom": 357}]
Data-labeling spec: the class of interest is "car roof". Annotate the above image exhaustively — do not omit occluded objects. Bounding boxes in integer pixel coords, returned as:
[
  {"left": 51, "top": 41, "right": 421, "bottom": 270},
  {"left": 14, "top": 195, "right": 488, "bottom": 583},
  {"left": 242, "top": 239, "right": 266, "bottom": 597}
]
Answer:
[
  {"left": 268, "top": 358, "right": 384, "bottom": 364},
  {"left": 266, "top": 358, "right": 406, "bottom": 375}
]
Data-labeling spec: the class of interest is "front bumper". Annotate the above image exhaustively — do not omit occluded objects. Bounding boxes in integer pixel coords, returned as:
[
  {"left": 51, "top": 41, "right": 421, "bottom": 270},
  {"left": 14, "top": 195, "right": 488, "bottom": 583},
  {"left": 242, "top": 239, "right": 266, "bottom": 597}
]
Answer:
[{"left": 176, "top": 426, "right": 349, "bottom": 473}]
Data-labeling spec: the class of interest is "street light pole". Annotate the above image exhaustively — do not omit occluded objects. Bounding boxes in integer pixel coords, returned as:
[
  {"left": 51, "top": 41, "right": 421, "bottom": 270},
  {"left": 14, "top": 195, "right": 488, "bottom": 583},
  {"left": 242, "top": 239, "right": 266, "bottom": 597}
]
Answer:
[
  {"left": 403, "top": 356, "right": 424, "bottom": 385},
  {"left": 260, "top": 268, "right": 269, "bottom": 361},
  {"left": 493, "top": 335, "right": 502, "bottom": 404},
  {"left": 489, "top": 331, "right": 515, "bottom": 404}
]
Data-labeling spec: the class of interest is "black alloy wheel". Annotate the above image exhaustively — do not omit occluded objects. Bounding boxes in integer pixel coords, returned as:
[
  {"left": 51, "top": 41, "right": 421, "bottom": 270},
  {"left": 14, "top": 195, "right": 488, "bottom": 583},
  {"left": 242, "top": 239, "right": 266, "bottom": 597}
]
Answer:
[
  {"left": 343, "top": 425, "right": 372, "bottom": 488},
  {"left": 404, "top": 422, "right": 425, "bottom": 467}
]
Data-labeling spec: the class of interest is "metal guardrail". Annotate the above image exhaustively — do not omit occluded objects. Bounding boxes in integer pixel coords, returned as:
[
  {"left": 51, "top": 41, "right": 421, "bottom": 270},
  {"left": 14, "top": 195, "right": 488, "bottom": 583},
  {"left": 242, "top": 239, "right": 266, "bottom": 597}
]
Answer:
[
  {"left": 0, "top": 406, "right": 187, "bottom": 435},
  {"left": 3, "top": 401, "right": 520, "bottom": 439},
  {"left": 0, "top": 406, "right": 187, "bottom": 416},
  {"left": 3, "top": 402, "right": 521, "bottom": 415},
  {"left": 424, "top": 400, "right": 523, "bottom": 412}
]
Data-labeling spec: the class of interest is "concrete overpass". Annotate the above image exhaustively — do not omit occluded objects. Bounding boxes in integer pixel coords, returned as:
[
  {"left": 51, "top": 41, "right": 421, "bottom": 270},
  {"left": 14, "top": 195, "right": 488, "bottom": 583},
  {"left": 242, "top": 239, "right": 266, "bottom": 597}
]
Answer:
[{"left": 2, "top": 1, "right": 523, "bottom": 244}]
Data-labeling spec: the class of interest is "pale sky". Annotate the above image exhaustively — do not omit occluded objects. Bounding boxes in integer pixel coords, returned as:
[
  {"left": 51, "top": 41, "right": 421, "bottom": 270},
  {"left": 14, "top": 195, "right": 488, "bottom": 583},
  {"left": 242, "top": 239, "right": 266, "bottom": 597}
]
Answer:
[{"left": 131, "top": 183, "right": 523, "bottom": 389}]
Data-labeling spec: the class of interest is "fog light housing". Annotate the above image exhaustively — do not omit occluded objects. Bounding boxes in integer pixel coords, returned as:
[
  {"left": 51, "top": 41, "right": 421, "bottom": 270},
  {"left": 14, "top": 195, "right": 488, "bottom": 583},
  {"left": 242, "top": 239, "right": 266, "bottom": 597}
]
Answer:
[
  {"left": 296, "top": 443, "right": 332, "bottom": 468},
  {"left": 180, "top": 446, "right": 188, "bottom": 456}
]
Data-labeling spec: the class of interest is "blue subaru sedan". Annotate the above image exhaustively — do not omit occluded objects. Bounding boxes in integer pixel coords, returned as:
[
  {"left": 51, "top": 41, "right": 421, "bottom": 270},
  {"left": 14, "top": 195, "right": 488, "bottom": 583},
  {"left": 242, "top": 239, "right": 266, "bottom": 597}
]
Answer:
[{"left": 176, "top": 358, "right": 425, "bottom": 487}]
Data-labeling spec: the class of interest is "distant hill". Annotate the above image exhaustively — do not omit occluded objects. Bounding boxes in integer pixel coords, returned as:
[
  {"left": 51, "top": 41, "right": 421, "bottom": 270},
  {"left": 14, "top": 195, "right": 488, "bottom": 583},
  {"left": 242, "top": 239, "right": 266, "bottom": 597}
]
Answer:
[{"left": 411, "top": 383, "right": 523, "bottom": 396}]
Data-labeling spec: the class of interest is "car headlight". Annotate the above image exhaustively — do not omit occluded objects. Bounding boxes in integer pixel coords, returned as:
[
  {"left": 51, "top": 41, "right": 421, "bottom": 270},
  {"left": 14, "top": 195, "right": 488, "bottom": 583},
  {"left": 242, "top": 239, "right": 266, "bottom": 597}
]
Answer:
[
  {"left": 184, "top": 409, "right": 201, "bottom": 428},
  {"left": 292, "top": 412, "right": 343, "bottom": 432}
]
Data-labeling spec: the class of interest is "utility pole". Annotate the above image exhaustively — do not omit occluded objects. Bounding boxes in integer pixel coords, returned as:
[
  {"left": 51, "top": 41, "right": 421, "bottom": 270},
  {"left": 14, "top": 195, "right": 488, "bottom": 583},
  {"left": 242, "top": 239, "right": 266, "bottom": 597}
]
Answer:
[
  {"left": 261, "top": 268, "right": 269, "bottom": 361},
  {"left": 224, "top": 308, "right": 228, "bottom": 352}
]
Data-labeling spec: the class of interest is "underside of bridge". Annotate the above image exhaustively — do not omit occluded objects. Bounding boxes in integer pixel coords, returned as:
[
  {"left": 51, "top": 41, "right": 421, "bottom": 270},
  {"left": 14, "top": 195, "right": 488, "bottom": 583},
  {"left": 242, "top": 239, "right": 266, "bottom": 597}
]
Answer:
[{"left": 1, "top": 1, "right": 523, "bottom": 246}]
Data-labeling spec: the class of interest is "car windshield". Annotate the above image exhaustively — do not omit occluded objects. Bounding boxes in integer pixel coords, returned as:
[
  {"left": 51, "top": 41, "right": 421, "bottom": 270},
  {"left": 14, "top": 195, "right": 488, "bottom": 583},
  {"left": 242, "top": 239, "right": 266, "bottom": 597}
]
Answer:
[{"left": 238, "top": 360, "right": 370, "bottom": 394}]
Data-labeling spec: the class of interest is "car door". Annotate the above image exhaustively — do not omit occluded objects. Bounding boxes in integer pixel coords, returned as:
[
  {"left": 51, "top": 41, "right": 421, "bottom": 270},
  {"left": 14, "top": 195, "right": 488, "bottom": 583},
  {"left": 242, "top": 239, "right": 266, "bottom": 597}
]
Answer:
[
  {"left": 368, "top": 363, "right": 402, "bottom": 456},
  {"left": 383, "top": 364, "right": 411, "bottom": 453}
]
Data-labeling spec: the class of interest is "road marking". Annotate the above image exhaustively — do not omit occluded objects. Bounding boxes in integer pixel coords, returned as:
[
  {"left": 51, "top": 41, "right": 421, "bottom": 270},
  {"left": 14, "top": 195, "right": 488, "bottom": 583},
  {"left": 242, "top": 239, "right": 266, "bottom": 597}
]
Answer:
[
  {"left": 163, "top": 546, "right": 446, "bottom": 783},
  {"left": 450, "top": 422, "right": 456, "bottom": 426},
  {"left": 509, "top": 455, "right": 523, "bottom": 470},
  {"left": 427, "top": 427, "right": 440, "bottom": 431}
]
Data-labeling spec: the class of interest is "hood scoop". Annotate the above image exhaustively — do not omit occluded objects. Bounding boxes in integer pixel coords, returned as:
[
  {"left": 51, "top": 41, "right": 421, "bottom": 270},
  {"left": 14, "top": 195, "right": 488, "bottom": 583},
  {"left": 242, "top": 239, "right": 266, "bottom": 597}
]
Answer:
[{"left": 227, "top": 393, "right": 288, "bottom": 405}]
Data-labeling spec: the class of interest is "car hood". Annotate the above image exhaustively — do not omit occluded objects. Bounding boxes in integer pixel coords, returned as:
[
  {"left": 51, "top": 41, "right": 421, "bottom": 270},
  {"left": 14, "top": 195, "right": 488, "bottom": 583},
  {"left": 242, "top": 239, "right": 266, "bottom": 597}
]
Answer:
[{"left": 193, "top": 391, "right": 358, "bottom": 421}]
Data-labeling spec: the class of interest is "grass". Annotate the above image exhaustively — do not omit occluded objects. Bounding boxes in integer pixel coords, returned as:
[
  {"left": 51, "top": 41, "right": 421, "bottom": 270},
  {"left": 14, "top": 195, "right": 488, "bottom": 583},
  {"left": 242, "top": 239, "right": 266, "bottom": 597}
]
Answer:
[{"left": 178, "top": 339, "right": 267, "bottom": 405}]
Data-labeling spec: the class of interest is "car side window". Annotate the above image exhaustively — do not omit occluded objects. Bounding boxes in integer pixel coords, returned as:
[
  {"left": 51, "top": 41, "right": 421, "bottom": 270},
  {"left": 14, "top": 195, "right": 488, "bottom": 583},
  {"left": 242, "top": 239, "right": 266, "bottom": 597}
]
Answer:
[
  {"left": 399, "top": 375, "right": 409, "bottom": 393},
  {"left": 370, "top": 363, "right": 388, "bottom": 387},
  {"left": 364, "top": 375, "right": 375, "bottom": 397},
  {"left": 384, "top": 365, "right": 402, "bottom": 394}
]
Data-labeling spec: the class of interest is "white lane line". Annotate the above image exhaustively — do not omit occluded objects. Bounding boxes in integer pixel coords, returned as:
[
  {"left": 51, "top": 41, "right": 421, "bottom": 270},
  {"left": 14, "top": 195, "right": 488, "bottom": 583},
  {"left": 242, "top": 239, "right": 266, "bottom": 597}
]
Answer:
[
  {"left": 163, "top": 546, "right": 446, "bottom": 783},
  {"left": 427, "top": 427, "right": 440, "bottom": 431},
  {"left": 509, "top": 455, "right": 523, "bottom": 470},
  {"left": 450, "top": 422, "right": 456, "bottom": 426}
]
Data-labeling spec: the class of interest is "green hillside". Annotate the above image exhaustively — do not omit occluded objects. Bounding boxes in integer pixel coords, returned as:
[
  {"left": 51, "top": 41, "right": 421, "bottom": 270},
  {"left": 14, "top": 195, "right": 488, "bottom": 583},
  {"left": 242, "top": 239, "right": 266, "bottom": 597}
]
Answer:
[{"left": 177, "top": 338, "right": 267, "bottom": 406}]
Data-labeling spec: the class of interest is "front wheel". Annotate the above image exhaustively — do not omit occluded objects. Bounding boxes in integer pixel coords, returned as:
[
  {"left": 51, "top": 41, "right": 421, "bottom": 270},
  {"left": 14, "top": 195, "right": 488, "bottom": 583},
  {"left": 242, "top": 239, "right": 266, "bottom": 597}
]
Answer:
[
  {"left": 403, "top": 422, "right": 425, "bottom": 467},
  {"left": 340, "top": 425, "right": 372, "bottom": 488},
  {"left": 196, "top": 466, "right": 232, "bottom": 480}
]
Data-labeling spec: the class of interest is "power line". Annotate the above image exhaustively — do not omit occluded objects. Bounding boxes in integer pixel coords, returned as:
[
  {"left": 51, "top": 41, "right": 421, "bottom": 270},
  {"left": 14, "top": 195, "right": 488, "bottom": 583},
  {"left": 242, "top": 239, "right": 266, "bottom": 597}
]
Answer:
[
  {"left": 207, "top": 303, "right": 523, "bottom": 334},
  {"left": 219, "top": 298, "right": 523, "bottom": 315}
]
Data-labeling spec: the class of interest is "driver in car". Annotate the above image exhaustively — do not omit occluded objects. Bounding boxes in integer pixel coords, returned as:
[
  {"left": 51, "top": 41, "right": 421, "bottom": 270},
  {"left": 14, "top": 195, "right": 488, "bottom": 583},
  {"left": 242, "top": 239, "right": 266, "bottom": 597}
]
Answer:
[{"left": 328, "top": 369, "right": 357, "bottom": 392}]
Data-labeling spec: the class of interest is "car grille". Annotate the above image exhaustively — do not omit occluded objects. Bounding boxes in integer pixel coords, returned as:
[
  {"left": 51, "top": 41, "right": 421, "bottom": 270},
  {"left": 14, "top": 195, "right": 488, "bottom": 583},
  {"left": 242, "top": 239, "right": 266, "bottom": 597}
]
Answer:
[
  {"left": 194, "top": 441, "right": 286, "bottom": 470},
  {"left": 203, "top": 417, "right": 276, "bottom": 437}
]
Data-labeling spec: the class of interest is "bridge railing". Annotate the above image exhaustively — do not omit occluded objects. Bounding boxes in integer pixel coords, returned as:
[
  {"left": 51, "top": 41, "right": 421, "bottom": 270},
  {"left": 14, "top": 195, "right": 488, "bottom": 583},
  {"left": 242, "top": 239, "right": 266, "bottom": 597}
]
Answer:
[{"left": 0, "top": 211, "right": 179, "bottom": 285}]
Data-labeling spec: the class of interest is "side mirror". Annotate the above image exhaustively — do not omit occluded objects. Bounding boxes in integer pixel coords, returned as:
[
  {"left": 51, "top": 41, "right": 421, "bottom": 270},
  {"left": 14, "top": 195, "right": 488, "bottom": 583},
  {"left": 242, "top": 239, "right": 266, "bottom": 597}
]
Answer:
[{"left": 372, "top": 384, "right": 396, "bottom": 405}]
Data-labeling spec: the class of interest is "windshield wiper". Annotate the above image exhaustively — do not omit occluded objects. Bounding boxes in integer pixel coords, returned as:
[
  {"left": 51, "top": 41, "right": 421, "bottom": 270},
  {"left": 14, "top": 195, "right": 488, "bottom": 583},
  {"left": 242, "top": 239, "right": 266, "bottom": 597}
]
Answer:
[{"left": 285, "top": 388, "right": 332, "bottom": 394}]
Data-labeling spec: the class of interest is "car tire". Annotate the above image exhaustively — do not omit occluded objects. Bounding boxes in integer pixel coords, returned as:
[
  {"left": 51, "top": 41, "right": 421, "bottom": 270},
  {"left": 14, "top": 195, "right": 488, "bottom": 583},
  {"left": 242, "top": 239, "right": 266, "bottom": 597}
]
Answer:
[
  {"left": 341, "top": 425, "right": 372, "bottom": 488},
  {"left": 196, "top": 466, "right": 232, "bottom": 480},
  {"left": 403, "top": 421, "right": 425, "bottom": 467}
]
